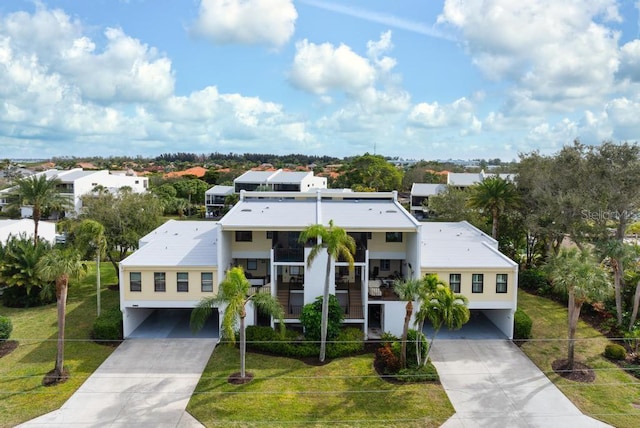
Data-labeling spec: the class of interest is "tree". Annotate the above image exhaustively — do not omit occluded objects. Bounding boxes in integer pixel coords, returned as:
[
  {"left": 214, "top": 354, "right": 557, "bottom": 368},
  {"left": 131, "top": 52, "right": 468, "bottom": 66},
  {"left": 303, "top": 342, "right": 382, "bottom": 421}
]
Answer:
[
  {"left": 80, "top": 190, "right": 163, "bottom": 284},
  {"left": 190, "top": 267, "right": 283, "bottom": 380},
  {"left": 545, "top": 248, "right": 611, "bottom": 370},
  {"left": 415, "top": 277, "right": 470, "bottom": 365},
  {"left": 299, "top": 220, "right": 355, "bottom": 362},
  {"left": 37, "top": 248, "right": 86, "bottom": 384},
  {"left": 427, "top": 185, "right": 484, "bottom": 227},
  {"left": 468, "top": 176, "right": 519, "bottom": 239},
  {"left": 334, "top": 154, "right": 403, "bottom": 191},
  {"left": 0, "top": 236, "right": 52, "bottom": 307},
  {"left": 73, "top": 219, "right": 107, "bottom": 316},
  {"left": 8, "top": 174, "right": 69, "bottom": 244},
  {"left": 393, "top": 278, "right": 431, "bottom": 369},
  {"left": 203, "top": 168, "right": 219, "bottom": 185}
]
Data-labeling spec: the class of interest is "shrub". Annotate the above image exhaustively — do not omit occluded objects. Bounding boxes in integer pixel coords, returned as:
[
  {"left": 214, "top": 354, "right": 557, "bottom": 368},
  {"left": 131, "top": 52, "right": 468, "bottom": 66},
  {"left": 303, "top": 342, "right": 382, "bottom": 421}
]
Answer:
[
  {"left": 604, "top": 343, "right": 627, "bottom": 361},
  {"left": 518, "top": 269, "right": 550, "bottom": 294},
  {"left": 246, "top": 326, "right": 318, "bottom": 358},
  {"left": 390, "top": 329, "right": 427, "bottom": 369},
  {"left": 375, "top": 344, "right": 401, "bottom": 375},
  {"left": 396, "top": 364, "right": 439, "bottom": 383},
  {"left": 514, "top": 308, "right": 532, "bottom": 341},
  {"left": 299, "top": 295, "right": 344, "bottom": 342},
  {"left": 0, "top": 315, "right": 12, "bottom": 341},
  {"left": 326, "top": 327, "right": 364, "bottom": 358},
  {"left": 91, "top": 308, "right": 123, "bottom": 342},
  {"left": 2, "top": 286, "right": 54, "bottom": 308}
]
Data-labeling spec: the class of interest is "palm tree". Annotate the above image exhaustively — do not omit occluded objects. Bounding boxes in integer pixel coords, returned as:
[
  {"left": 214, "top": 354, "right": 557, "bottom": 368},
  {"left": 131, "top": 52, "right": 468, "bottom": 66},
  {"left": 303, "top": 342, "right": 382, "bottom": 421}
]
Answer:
[
  {"left": 299, "top": 220, "right": 356, "bottom": 362},
  {"left": 545, "top": 248, "right": 611, "bottom": 370},
  {"left": 468, "top": 176, "right": 519, "bottom": 239},
  {"left": 595, "top": 239, "right": 635, "bottom": 327},
  {"left": 415, "top": 281, "right": 470, "bottom": 365},
  {"left": 73, "top": 219, "right": 107, "bottom": 316},
  {"left": 37, "top": 248, "right": 86, "bottom": 384},
  {"left": 9, "top": 174, "right": 69, "bottom": 244},
  {"left": 191, "top": 267, "right": 284, "bottom": 380},
  {"left": 394, "top": 277, "right": 431, "bottom": 369}
]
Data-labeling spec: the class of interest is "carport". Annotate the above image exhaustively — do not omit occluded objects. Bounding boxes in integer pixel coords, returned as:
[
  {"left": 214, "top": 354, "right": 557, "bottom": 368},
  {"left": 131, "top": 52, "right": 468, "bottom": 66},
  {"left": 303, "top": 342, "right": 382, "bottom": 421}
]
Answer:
[
  {"left": 422, "top": 310, "right": 507, "bottom": 340},
  {"left": 128, "top": 308, "right": 219, "bottom": 339}
]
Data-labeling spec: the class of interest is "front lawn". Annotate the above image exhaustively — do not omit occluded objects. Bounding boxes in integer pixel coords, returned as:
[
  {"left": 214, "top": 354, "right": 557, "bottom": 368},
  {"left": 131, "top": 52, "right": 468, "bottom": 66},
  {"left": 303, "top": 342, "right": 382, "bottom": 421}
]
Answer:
[
  {"left": 188, "top": 344, "right": 454, "bottom": 427},
  {"left": 518, "top": 289, "right": 640, "bottom": 428},
  {"left": 0, "top": 262, "right": 119, "bottom": 428}
]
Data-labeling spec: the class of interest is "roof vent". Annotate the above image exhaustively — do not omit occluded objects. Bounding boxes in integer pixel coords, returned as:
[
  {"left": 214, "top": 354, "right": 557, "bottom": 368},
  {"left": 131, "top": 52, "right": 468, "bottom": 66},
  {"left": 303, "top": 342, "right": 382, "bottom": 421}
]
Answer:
[
  {"left": 241, "top": 209, "right": 252, "bottom": 212},
  {"left": 386, "top": 210, "right": 397, "bottom": 213}
]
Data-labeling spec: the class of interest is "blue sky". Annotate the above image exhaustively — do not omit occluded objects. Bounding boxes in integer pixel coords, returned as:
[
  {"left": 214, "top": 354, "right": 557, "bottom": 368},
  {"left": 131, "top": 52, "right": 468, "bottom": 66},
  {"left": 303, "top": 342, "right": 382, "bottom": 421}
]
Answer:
[{"left": 1, "top": 0, "right": 640, "bottom": 161}]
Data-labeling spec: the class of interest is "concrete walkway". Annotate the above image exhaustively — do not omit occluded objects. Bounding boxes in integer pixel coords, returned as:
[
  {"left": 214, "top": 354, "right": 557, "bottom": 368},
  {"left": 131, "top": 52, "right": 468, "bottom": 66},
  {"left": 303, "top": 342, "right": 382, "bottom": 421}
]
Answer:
[
  {"left": 431, "top": 339, "right": 612, "bottom": 428},
  {"left": 19, "top": 339, "right": 216, "bottom": 427}
]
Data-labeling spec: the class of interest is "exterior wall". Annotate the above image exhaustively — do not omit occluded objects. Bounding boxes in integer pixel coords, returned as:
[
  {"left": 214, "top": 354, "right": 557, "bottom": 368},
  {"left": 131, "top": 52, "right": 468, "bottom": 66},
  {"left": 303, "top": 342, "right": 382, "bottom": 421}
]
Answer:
[
  {"left": 231, "top": 230, "right": 271, "bottom": 258},
  {"left": 218, "top": 230, "right": 233, "bottom": 284},
  {"left": 381, "top": 301, "right": 407, "bottom": 336},
  {"left": 300, "top": 175, "right": 327, "bottom": 190},
  {"left": 368, "top": 232, "right": 407, "bottom": 256},
  {"left": 420, "top": 268, "right": 517, "bottom": 308},
  {"left": 404, "top": 229, "right": 420, "bottom": 279},
  {"left": 303, "top": 247, "right": 331, "bottom": 305},
  {"left": 483, "top": 309, "right": 514, "bottom": 338},
  {"left": 122, "top": 307, "right": 154, "bottom": 337},
  {"left": 121, "top": 266, "right": 218, "bottom": 301}
]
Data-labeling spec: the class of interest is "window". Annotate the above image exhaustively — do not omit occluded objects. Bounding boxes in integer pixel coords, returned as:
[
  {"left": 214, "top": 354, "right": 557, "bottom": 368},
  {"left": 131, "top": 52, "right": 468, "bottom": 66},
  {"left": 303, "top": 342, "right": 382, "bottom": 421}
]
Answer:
[
  {"left": 130, "top": 272, "right": 141, "bottom": 292},
  {"left": 385, "top": 232, "right": 402, "bottom": 242},
  {"left": 201, "top": 272, "right": 213, "bottom": 292},
  {"left": 177, "top": 272, "right": 189, "bottom": 292},
  {"left": 235, "top": 231, "right": 252, "bottom": 242},
  {"left": 247, "top": 259, "right": 257, "bottom": 270},
  {"left": 472, "top": 274, "right": 484, "bottom": 293},
  {"left": 266, "top": 231, "right": 273, "bottom": 239},
  {"left": 449, "top": 274, "right": 461, "bottom": 293},
  {"left": 380, "top": 259, "right": 391, "bottom": 271},
  {"left": 496, "top": 274, "right": 508, "bottom": 293},
  {"left": 290, "top": 266, "right": 301, "bottom": 275},
  {"left": 154, "top": 272, "right": 166, "bottom": 292}
]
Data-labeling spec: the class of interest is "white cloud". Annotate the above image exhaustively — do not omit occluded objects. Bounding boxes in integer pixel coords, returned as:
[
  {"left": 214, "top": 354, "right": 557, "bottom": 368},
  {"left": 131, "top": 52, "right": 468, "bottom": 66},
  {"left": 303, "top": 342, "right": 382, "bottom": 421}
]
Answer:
[
  {"left": 408, "top": 97, "right": 478, "bottom": 131},
  {"left": 289, "top": 39, "right": 376, "bottom": 95},
  {"left": 191, "top": 0, "right": 297, "bottom": 48},
  {"left": 438, "top": 0, "right": 621, "bottom": 114}
]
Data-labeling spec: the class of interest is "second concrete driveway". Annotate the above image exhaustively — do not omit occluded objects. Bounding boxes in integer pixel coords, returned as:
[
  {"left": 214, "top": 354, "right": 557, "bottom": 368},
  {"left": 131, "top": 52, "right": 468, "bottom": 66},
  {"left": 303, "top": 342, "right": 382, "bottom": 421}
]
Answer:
[
  {"left": 431, "top": 339, "right": 612, "bottom": 428},
  {"left": 19, "top": 338, "right": 216, "bottom": 427}
]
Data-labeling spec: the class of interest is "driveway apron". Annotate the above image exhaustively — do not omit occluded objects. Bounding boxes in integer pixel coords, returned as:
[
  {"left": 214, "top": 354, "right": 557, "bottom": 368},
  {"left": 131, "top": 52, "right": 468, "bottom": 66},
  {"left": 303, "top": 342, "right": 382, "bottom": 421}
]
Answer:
[
  {"left": 431, "top": 339, "right": 612, "bottom": 428},
  {"left": 18, "top": 338, "right": 216, "bottom": 428}
]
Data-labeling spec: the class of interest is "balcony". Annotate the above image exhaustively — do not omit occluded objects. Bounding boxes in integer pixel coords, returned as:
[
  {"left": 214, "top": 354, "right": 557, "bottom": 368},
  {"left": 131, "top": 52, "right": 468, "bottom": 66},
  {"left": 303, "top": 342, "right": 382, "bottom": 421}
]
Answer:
[{"left": 274, "top": 247, "right": 304, "bottom": 262}]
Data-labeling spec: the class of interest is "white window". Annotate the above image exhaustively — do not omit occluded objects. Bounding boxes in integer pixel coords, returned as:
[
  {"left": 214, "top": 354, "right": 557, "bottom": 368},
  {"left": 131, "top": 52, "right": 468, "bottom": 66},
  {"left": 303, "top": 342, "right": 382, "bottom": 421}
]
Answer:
[
  {"left": 449, "top": 274, "right": 461, "bottom": 293},
  {"left": 472, "top": 274, "right": 484, "bottom": 293},
  {"left": 130, "top": 272, "right": 141, "bottom": 292},
  {"left": 154, "top": 272, "right": 166, "bottom": 292},
  {"left": 496, "top": 274, "right": 508, "bottom": 293},
  {"left": 201, "top": 272, "right": 213, "bottom": 292},
  {"left": 177, "top": 272, "right": 189, "bottom": 292}
]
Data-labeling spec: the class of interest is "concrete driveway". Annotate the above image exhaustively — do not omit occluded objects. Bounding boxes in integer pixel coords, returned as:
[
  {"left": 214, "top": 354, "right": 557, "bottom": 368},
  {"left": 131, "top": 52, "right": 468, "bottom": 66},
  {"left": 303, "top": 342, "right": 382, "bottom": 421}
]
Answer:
[
  {"left": 19, "top": 338, "right": 216, "bottom": 427},
  {"left": 431, "top": 339, "right": 612, "bottom": 428}
]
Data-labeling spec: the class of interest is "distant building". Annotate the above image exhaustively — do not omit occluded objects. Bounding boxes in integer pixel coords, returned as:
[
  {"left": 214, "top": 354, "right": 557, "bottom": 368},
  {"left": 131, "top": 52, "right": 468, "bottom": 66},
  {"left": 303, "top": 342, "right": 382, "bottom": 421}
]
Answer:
[
  {"left": 409, "top": 183, "right": 446, "bottom": 217},
  {"left": 0, "top": 219, "right": 56, "bottom": 245},
  {"left": 233, "top": 169, "right": 327, "bottom": 193},
  {"left": 204, "top": 185, "right": 235, "bottom": 218},
  {"left": 0, "top": 168, "right": 148, "bottom": 217}
]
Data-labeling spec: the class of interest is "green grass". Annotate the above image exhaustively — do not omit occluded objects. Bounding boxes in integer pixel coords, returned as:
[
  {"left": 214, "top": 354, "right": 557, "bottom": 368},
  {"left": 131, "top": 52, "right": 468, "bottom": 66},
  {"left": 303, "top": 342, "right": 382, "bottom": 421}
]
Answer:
[
  {"left": 519, "top": 289, "right": 640, "bottom": 428},
  {"left": 0, "top": 262, "right": 120, "bottom": 428},
  {"left": 188, "top": 345, "right": 454, "bottom": 427}
]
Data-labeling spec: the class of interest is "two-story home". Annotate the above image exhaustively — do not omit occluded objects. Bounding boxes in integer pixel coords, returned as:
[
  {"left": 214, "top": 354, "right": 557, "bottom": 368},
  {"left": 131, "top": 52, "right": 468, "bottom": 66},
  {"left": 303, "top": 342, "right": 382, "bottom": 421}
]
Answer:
[
  {"left": 119, "top": 190, "right": 518, "bottom": 339},
  {"left": 233, "top": 170, "right": 327, "bottom": 193},
  {"left": 204, "top": 185, "right": 234, "bottom": 218},
  {"left": 0, "top": 168, "right": 148, "bottom": 217}
]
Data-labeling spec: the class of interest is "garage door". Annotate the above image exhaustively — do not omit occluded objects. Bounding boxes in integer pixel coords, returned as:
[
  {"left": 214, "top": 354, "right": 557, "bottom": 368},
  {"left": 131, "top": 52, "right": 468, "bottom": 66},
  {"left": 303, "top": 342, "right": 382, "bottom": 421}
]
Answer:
[{"left": 129, "top": 308, "right": 219, "bottom": 339}]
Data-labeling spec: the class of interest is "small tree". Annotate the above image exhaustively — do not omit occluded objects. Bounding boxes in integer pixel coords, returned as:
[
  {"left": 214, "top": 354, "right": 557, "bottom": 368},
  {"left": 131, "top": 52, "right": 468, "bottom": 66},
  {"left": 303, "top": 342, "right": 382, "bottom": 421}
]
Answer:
[
  {"left": 299, "top": 220, "right": 355, "bottom": 362},
  {"left": 191, "top": 267, "right": 284, "bottom": 380},
  {"left": 545, "top": 248, "right": 611, "bottom": 370},
  {"left": 37, "top": 248, "right": 86, "bottom": 384},
  {"left": 300, "top": 295, "right": 344, "bottom": 342},
  {"left": 73, "top": 219, "right": 107, "bottom": 316},
  {"left": 394, "top": 278, "right": 431, "bottom": 369}
]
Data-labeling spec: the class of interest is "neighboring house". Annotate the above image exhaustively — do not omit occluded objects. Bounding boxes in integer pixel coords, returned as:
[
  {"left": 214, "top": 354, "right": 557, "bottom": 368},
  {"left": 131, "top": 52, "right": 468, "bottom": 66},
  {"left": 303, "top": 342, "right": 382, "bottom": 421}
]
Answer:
[
  {"left": 233, "top": 169, "right": 327, "bottom": 192},
  {"left": 119, "top": 220, "right": 219, "bottom": 337},
  {"left": 119, "top": 190, "right": 518, "bottom": 339},
  {"left": 204, "top": 185, "right": 234, "bottom": 218},
  {"left": 447, "top": 170, "right": 515, "bottom": 189},
  {"left": 0, "top": 168, "right": 148, "bottom": 217},
  {"left": 0, "top": 219, "right": 56, "bottom": 245},
  {"left": 409, "top": 183, "right": 446, "bottom": 217}
]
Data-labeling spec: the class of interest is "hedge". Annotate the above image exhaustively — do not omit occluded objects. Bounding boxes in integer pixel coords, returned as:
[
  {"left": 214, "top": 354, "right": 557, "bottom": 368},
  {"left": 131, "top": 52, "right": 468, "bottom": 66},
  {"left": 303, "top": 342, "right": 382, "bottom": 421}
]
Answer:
[{"left": 514, "top": 308, "right": 532, "bottom": 341}]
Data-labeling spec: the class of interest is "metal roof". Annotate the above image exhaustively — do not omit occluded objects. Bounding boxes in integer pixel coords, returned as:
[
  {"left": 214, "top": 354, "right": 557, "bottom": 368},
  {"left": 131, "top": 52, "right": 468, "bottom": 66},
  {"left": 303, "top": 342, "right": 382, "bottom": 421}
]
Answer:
[
  {"left": 219, "top": 191, "right": 419, "bottom": 231},
  {"left": 124, "top": 220, "right": 218, "bottom": 267},
  {"left": 268, "top": 171, "right": 310, "bottom": 183},
  {"left": 420, "top": 222, "right": 516, "bottom": 269},
  {"left": 205, "top": 185, "right": 234, "bottom": 195},
  {"left": 233, "top": 170, "right": 277, "bottom": 183},
  {"left": 410, "top": 183, "right": 446, "bottom": 196}
]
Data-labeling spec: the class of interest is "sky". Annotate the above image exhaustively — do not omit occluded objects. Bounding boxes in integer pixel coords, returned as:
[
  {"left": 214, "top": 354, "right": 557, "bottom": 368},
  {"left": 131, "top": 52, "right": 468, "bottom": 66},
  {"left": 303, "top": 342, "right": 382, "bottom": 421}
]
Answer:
[{"left": 1, "top": 0, "right": 640, "bottom": 161}]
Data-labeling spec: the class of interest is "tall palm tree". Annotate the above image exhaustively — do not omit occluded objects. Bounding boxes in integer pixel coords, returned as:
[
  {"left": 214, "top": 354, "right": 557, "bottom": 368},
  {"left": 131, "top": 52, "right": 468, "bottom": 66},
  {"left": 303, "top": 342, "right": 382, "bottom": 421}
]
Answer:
[
  {"left": 191, "top": 267, "right": 284, "bottom": 380},
  {"left": 468, "top": 176, "right": 519, "bottom": 239},
  {"left": 415, "top": 281, "right": 470, "bottom": 365},
  {"left": 9, "top": 174, "right": 69, "bottom": 244},
  {"left": 299, "top": 220, "right": 356, "bottom": 362},
  {"left": 37, "top": 248, "right": 86, "bottom": 383},
  {"left": 545, "top": 248, "right": 611, "bottom": 370},
  {"left": 73, "top": 219, "right": 107, "bottom": 316},
  {"left": 394, "top": 277, "right": 432, "bottom": 369},
  {"left": 595, "top": 239, "right": 635, "bottom": 327}
]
